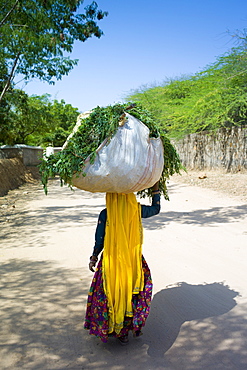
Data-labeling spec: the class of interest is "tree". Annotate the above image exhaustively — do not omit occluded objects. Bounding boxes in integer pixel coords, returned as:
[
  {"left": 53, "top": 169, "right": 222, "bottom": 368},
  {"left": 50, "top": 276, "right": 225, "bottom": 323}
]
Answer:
[
  {"left": 0, "top": 91, "right": 80, "bottom": 146},
  {"left": 0, "top": 90, "right": 52, "bottom": 144},
  {"left": 37, "top": 98, "right": 80, "bottom": 146},
  {"left": 127, "top": 46, "right": 247, "bottom": 138},
  {"left": 0, "top": 0, "right": 107, "bottom": 103}
]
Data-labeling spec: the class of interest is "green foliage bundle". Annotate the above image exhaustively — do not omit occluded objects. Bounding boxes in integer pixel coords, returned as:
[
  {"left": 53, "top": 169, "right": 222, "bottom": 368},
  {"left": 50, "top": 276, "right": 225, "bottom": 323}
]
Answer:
[{"left": 40, "top": 103, "right": 182, "bottom": 199}]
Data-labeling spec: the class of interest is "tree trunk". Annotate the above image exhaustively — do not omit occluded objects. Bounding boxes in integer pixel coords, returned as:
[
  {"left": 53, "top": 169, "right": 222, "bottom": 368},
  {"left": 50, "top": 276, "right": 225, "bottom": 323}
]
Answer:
[{"left": 0, "top": 52, "right": 20, "bottom": 104}]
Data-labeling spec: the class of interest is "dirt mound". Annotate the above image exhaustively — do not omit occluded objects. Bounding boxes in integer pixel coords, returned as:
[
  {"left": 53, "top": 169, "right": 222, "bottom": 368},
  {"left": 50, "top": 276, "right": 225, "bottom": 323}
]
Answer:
[{"left": 0, "top": 158, "right": 40, "bottom": 197}]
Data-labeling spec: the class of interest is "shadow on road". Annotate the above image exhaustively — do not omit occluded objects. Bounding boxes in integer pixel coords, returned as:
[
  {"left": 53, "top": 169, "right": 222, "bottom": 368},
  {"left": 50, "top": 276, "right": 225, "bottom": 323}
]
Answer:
[
  {"left": 145, "top": 282, "right": 238, "bottom": 355},
  {"left": 140, "top": 282, "right": 247, "bottom": 369},
  {"left": 1, "top": 262, "right": 247, "bottom": 369},
  {"left": 91, "top": 282, "right": 246, "bottom": 370},
  {"left": 0, "top": 258, "right": 92, "bottom": 369},
  {"left": 143, "top": 204, "right": 247, "bottom": 230},
  {"left": 0, "top": 202, "right": 105, "bottom": 248}
]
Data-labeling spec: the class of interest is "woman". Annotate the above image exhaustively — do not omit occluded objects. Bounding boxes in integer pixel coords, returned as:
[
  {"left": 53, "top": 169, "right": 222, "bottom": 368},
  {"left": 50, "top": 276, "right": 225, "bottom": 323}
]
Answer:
[{"left": 84, "top": 181, "right": 160, "bottom": 345}]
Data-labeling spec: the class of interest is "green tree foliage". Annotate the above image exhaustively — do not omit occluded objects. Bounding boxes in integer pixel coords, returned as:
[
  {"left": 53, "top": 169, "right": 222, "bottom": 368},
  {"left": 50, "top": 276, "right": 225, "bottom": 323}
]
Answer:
[
  {"left": 40, "top": 98, "right": 80, "bottom": 146},
  {"left": 0, "top": 91, "right": 80, "bottom": 146},
  {"left": 0, "top": 0, "right": 107, "bottom": 102},
  {"left": 127, "top": 46, "right": 247, "bottom": 138},
  {"left": 40, "top": 103, "right": 183, "bottom": 198}
]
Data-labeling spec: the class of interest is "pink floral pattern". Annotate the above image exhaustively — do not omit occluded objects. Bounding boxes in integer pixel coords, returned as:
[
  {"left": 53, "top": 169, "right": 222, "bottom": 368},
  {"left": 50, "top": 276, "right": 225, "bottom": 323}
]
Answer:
[{"left": 84, "top": 256, "right": 153, "bottom": 342}]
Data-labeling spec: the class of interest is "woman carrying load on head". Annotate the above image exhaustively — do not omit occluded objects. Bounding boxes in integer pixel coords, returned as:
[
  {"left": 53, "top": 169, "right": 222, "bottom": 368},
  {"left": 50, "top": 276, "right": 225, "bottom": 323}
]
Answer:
[{"left": 84, "top": 181, "right": 161, "bottom": 345}]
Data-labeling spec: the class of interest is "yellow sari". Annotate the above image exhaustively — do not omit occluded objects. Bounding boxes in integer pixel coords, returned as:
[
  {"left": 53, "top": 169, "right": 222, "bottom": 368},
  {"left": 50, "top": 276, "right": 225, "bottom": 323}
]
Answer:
[{"left": 102, "top": 193, "right": 144, "bottom": 334}]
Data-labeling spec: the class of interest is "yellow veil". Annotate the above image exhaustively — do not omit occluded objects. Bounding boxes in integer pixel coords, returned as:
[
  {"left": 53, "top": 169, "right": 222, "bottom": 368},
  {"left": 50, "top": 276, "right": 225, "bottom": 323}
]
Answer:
[{"left": 102, "top": 192, "right": 144, "bottom": 334}]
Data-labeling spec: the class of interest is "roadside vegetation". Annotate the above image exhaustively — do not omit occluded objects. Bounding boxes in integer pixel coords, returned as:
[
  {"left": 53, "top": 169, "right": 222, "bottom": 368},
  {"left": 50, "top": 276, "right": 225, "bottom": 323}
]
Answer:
[
  {"left": 0, "top": 91, "right": 80, "bottom": 146},
  {"left": 126, "top": 30, "right": 247, "bottom": 139}
]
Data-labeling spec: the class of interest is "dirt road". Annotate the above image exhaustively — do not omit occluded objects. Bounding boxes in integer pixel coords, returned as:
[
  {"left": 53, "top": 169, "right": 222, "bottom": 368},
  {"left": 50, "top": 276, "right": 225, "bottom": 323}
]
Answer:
[{"left": 1, "top": 178, "right": 247, "bottom": 369}]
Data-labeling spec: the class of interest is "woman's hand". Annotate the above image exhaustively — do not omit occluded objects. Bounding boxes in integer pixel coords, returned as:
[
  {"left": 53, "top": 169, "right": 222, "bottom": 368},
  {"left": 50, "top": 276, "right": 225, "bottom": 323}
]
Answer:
[
  {"left": 89, "top": 256, "right": 98, "bottom": 272},
  {"left": 89, "top": 261, "right": 96, "bottom": 272},
  {"left": 152, "top": 181, "right": 159, "bottom": 192}
]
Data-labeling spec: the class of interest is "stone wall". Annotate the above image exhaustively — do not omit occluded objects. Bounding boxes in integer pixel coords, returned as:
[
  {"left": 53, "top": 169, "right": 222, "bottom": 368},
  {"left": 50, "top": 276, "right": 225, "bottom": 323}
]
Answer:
[{"left": 173, "top": 126, "right": 247, "bottom": 172}]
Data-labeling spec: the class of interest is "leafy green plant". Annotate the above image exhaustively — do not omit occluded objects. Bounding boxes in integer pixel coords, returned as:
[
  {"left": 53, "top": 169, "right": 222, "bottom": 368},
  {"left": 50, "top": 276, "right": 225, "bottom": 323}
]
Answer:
[
  {"left": 0, "top": 91, "right": 80, "bottom": 146},
  {"left": 127, "top": 48, "right": 247, "bottom": 139},
  {"left": 0, "top": 0, "right": 108, "bottom": 102},
  {"left": 39, "top": 102, "right": 183, "bottom": 199}
]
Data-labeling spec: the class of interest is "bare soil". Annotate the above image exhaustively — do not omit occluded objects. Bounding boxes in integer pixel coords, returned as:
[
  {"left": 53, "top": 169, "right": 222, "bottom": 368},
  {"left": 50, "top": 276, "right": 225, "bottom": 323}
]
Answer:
[
  {"left": 1, "top": 166, "right": 247, "bottom": 225},
  {"left": 0, "top": 158, "right": 40, "bottom": 197},
  {"left": 171, "top": 169, "right": 247, "bottom": 202}
]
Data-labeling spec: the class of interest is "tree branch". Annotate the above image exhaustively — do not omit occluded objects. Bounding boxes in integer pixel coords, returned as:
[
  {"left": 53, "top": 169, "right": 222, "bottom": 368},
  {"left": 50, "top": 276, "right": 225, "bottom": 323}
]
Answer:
[
  {"left": 0, "top": 52, "right": 20, "bottom": 103},
  {"left": 0, "top": 0, "right": 19, "bottom": 28}
]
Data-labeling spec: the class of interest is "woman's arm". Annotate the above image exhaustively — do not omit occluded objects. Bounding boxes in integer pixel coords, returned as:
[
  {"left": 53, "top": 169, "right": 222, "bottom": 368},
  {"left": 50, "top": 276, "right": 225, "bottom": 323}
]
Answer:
[
  {"left": 92, "top": 209, "right": 107, "bottom": 257},
  {"left": 89, "top": 208, "right": 107, "bottom": 272},
  {"left": 141, "top": 181, "right": 161, "bottom": 218}
]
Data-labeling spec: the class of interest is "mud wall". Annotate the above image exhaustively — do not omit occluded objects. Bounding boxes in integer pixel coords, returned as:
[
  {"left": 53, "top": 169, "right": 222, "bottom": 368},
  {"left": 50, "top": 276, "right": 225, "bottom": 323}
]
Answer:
[
  {"left": 0, "top": 145, "right": 43, "bottom": 166},
  {"left": 0, "top": 158, "right": 40, "bottom": 197},
  {"left": 173, "top": 126, "right": 247, "bottom": 172}
]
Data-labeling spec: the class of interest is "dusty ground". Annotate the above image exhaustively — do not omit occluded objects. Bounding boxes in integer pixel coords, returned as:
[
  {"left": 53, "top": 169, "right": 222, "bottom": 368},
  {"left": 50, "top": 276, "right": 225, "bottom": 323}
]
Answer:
[
  {"left": 171, "top": 169, "right": 247, "bottom": 203},
  {"left": 1, "top": 169, "right": 247, "bottom": 221},
  {"left": 1, "top": 172, "right": 247, "bottom": 369}
]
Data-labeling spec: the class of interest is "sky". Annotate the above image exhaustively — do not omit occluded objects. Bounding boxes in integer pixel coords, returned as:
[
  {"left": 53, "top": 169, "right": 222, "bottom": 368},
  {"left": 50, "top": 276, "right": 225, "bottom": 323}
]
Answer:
[{"left": 21, "top": 0, "right": 247, "bottom": 113}]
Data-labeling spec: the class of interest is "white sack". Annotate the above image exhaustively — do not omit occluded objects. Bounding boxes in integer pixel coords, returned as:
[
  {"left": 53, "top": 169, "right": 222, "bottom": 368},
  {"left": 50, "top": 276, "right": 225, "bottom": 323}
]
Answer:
[{"left": 71, "top": 113, "right": 164, "bottom": 193}]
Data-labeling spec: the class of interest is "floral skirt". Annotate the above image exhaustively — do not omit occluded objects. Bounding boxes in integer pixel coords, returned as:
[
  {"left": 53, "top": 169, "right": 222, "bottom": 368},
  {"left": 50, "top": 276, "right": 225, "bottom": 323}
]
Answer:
[{"left": 84, "top": 256, "right": 153, "bottom": 342}]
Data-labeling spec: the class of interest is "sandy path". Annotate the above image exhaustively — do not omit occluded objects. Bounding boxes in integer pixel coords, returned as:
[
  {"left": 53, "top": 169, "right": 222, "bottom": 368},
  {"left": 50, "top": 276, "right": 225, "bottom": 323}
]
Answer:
[{"left": 1, "top": 179, "right": 247, "bottom": 369}]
